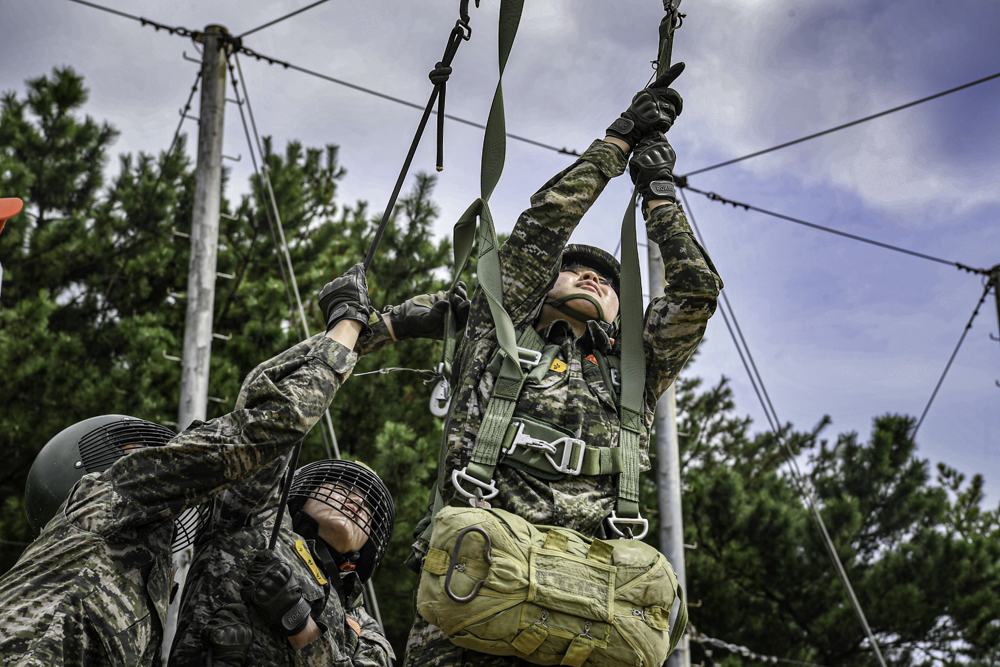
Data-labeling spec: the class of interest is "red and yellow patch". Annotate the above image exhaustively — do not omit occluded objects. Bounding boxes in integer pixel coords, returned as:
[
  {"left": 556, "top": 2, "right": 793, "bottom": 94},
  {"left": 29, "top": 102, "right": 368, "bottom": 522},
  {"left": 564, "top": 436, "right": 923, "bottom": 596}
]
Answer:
[{"left": 346, "top": 616, "right": 362, "bottom": 637}]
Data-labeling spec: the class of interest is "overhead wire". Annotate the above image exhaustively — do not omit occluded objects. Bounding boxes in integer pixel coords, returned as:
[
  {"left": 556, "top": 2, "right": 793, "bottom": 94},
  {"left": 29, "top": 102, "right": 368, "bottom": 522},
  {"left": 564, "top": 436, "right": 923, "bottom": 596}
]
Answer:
[
  {"left": 680, "top": 188, "right": 889, "bottom": 667},
  {"left": 225, "top": 58, "right": 303, "bottom": 345},
  {"left": 239, "top": 0, "right": 332, "bottom": 38},
  {"left": 229, "top": 52, "right": 341, "bottom": 461},
  {"left": 680, "top": 184, "right": 989, "bottom": 276},
  {"left": 65, "top": 0, "right": 197, "bottom": 38},
  {"left": 913, "top": 278, "right": 995, "bottom": 436},
  {"left": 66, "top": 0, "right": 583, "bottom": 159},
  {"left": 690, "top": 624, "right": 830, "bottom": 667},
  {"left": 234, "top": 44, "right": 581, "bottom": 157},
  {"left": 680, "top": 69, "right": 1000, "bottom": 178}
]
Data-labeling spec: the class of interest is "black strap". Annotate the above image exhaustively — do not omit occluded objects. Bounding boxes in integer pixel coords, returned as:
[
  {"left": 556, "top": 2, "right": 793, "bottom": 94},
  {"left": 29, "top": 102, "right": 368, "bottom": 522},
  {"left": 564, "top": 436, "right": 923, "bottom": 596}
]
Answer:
[{"left": 362, "top": 5, "right": 477, "bottom": 272}]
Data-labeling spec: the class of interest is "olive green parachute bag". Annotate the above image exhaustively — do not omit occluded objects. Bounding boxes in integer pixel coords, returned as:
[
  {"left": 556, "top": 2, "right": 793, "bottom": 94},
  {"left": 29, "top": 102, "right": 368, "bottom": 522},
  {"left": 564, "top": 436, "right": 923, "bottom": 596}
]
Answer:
[{"left": 417, "top": 506, "right": 687, "bottom": 667}]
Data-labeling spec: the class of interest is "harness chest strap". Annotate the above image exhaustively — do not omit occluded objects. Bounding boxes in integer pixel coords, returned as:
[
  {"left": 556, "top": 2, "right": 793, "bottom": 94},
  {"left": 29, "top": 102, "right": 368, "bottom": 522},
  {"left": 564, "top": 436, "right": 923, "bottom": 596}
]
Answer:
[{"left": 501, "top": 419, "right": 624, "bottom": 478}]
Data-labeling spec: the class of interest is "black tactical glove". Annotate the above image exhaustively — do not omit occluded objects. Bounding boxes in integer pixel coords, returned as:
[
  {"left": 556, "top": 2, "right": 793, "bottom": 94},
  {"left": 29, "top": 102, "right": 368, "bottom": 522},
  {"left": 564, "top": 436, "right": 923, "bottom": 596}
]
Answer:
[
  {"left": 629, "top": 134, "right": 678, "bottom": 213},
  {"left": 606, "top": 62, "right": 685, "bottom": 149},
  {"left": 239, "top": 549, "right": 312, "bottom": 637},
  {"left": 387, "top": 281, "right": 470, "bottom": 341},
  {"left": 318, "top": 263, "right": 374, "bottom": 335},
  {"left": 202, "top": 603, "right": 254, "bottom": 667}
]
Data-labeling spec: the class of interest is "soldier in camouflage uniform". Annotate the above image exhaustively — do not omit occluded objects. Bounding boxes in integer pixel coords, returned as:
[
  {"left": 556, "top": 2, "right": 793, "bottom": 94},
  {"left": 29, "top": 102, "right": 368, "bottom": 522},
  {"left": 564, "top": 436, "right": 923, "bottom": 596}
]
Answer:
[
  {"left": 403, "top": 67, "right": 722, "bottom": 666},
  {"left": 167, "top": 337, "right": 395, "bottom": 667},
  {"left": 0, "top": 265, "right": 375, "bottom": 667},
  {"left": 167, "top": 286, "right": 471, "bottom": 667}
]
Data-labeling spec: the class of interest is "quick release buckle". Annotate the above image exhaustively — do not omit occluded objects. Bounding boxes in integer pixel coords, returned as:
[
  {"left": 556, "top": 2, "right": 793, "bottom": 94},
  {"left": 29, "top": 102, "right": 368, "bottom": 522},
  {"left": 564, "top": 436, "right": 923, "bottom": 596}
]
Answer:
[
  {"left": 452, "top": 467, "right": 499, "bottom": 507},
  {"left": 504, "top": 422, "right": 586, "bottom": 476},
  {"left": 544, "top": 437, "right": 586, "bottom": 476},
  {"left": 606, "top": 511, "right": 649, "bottom": 540}
]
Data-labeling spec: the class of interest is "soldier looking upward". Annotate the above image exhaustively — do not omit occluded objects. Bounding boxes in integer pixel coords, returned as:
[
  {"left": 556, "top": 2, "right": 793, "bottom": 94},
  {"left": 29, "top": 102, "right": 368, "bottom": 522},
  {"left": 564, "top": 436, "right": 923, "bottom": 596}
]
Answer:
[
  {"left": 403, "top": 65, "right": 722, "bottom": 666},
  {"left": 0, "top": 265, "right": 375, "bottom": 667}
]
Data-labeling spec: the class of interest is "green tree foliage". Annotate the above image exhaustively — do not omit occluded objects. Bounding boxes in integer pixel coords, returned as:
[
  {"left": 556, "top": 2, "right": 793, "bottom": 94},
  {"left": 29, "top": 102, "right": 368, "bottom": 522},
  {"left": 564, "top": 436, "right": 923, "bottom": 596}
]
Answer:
[
  {"left": 0, "top": 69, "right": 454, "bottom": 652},
  {"left": 657, "top": 373, "right": 1000, "bottom": 667}
]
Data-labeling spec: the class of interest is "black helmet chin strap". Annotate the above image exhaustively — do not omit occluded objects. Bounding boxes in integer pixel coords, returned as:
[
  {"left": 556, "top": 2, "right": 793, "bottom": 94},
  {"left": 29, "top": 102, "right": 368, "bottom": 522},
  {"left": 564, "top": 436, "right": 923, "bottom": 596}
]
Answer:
[
  {"left": 544, "top": 293, "right": 606, "bottom": 325},
  {"left": 291, "top": 509, "right": 358, "bottom": 576}
]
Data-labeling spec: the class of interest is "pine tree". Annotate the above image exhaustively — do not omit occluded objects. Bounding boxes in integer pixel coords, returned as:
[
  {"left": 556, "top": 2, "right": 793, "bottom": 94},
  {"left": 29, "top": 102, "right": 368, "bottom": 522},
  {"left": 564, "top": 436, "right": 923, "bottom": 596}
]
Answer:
[{"left": 664, "top": 372, "right": 1000, "bottom": 667}]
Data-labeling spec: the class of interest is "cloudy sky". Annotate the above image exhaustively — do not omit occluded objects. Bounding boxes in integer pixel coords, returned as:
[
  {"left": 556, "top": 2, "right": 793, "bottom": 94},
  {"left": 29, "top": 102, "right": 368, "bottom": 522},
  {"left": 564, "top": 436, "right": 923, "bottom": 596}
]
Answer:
[{"left": 4, "top": 0, "right": 1000, "bottom": 501}]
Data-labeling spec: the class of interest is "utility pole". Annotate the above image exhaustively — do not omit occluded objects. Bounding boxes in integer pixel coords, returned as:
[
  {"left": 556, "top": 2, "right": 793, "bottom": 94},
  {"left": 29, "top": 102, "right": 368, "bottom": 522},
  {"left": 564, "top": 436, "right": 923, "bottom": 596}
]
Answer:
[
  {"left": 166, "top": 25, "right": 230, "bottom": 662},
  {"left": 178, "top": 25, "right": 230, "bottom": 432},
  {"left": 649, "top": 240, "right": 691, "bottom": 667}
]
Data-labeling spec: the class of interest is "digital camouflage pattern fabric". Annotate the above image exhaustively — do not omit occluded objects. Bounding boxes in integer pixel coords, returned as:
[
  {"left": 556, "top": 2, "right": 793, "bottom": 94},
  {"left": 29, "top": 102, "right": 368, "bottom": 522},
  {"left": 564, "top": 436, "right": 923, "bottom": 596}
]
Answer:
[
  {"left": 404, "top": 139, "right": 722, "bottom": 666},
  {"left": 0, "top": 334, "right": 359, "bottom": 667},
  {"left": 170, "top": 334, "right": 393, "bottom": 667}
]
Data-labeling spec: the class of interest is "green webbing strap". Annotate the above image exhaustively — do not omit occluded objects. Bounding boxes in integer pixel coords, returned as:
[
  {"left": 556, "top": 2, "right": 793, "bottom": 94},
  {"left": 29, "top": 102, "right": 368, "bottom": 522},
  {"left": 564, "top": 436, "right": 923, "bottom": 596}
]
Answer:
[
  {"left": 432, "top": 0, "right": 525, "bottom": 494},
  {"left": 616, "top": 186, "right": 647, "bottom": 519},
  {"left": 467, "top": 326, "right": 538, "bottom": 484},
  {"left": 438, "top": 0, "right": 525, "bottom": 383},
  {"left": 668, "top": 583, "right": 688, "bottom": 655}
]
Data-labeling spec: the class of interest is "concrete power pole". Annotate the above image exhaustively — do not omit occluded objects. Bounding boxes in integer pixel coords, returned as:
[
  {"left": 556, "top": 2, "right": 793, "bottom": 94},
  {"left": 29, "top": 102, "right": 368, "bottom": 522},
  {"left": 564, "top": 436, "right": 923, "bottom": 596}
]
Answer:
[
  {"left": 178, "top": 25, "right": 229, "bottom": 432},
  {"left": 166, "top": 25, "right": 230, "bottom": 662},
  {"left": 649, "top": 240, "right": 690, "bottom": 667}
]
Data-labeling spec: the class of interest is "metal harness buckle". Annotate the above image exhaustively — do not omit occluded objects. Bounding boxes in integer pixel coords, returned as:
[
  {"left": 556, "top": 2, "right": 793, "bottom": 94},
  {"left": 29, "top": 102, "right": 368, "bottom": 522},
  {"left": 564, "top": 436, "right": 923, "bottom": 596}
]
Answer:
[
  {"left": 451, "top": 467, "right": 499, "bottom": 505},
  {"left": 504, "top": 422, "right": 586, "bottom": 476},
  {"left": 606, "top": 511, "right": 649, "bottom": 540},
  {"left": 502, "top": 346, "right": 543, "bottom": 370}
]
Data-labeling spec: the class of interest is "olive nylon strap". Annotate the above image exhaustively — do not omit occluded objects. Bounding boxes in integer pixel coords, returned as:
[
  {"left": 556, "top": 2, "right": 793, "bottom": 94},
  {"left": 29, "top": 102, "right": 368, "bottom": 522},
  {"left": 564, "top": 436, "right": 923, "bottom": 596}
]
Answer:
[
  {"left": 432, "top": 0, "right": 525, "bottom": 495},
  {"left": 615, "top": 186, "right": 646, "bottom": 519}
]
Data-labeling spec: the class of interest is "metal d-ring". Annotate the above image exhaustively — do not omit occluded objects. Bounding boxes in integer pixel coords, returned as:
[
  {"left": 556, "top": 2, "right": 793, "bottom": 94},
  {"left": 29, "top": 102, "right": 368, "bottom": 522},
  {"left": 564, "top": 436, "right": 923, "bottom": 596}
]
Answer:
[{"left": 444, "top": 526, "right": 492, "bottom": 603}]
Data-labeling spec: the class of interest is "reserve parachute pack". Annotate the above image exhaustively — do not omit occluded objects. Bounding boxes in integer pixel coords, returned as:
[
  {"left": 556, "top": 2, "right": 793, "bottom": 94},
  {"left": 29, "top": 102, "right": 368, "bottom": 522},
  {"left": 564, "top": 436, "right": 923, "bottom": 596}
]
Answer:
[{"left": 417, "top": 506, "right": 686, "bottom": 667}]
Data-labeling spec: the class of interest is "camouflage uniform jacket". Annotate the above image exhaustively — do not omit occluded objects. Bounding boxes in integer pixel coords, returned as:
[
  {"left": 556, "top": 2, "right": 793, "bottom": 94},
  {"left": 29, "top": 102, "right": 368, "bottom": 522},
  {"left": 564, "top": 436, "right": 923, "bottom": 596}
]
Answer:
[
  {"left": 169, "top": 336, "right": 393, "bottom": 667},
  {"left": 436, "top": 139, "right": 722, "bottom": 538},
  {"left": 0, "top": 335, "right": 358, "bottom": 667}
]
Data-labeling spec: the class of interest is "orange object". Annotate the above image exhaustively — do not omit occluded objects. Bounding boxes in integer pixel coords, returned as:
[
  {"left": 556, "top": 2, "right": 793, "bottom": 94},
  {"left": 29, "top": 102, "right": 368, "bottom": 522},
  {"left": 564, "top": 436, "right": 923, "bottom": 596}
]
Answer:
[{"left": 0, "top": 198, "right": 23, "bottom": 236}]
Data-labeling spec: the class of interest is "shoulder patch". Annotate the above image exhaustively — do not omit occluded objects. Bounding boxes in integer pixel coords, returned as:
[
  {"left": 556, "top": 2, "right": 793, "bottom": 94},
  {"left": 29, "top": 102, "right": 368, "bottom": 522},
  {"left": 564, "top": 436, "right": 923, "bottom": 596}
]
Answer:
[
  {"left": 584, "top": 354, "right": 598, "bottom": 365},
  {"left": 346, "top": 616, "right": 362, "bottom": 637},
  {"left": 294, "top": 539, "right": 328, "bottom": 585},
  {"left": 549, "top": 359, "right": 568, "bottom": 373}
]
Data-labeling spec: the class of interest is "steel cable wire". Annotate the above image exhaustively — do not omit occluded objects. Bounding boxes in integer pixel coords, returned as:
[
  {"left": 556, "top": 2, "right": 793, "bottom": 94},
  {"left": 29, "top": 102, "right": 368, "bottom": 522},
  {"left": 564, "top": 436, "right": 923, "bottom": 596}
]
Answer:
[
  {"left": 239, "top": 0, "right": 332, "bottom": 38},
  {"left": 680, "top": 185, "right": 988, "bottom": 275},
  {"left": 914, "top": 279, "right": 995, "bottom": 436},
  {"left": 680, "top": 69, "right": 1000, "bottom": 178},
  {"left": 680, "top": 188, "right": 889, "bottom": 667}
]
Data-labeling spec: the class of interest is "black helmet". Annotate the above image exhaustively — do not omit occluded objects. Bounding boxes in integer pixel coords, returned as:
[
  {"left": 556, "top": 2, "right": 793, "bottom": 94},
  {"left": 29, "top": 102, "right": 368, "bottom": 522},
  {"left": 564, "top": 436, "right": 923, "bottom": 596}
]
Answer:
[
  {"left": 24, "top": 415, "right": 203, "bottom": 551},
  {"left": 561, "top": 244, "right": 621, "bottom": 296},
  {"left": 289, "top": 460, "right": 395, "bottom": 583}
]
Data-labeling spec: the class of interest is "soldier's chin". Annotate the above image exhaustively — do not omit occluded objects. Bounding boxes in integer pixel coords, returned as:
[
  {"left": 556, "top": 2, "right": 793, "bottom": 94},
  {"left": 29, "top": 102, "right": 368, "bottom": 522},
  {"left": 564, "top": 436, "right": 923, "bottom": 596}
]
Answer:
[
  {"left": 567, "top": 296, "right": 601, "bottom": 319},
  {"left": 320, "top": 516, "right": 368, "bottom": 553}
]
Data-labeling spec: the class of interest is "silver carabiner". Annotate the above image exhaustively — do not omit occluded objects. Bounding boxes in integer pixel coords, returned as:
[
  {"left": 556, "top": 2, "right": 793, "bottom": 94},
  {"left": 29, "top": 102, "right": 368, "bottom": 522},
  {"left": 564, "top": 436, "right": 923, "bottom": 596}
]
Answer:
[
  {"left": 445, "top": 526, "right": 492, "bottom": 603},
  {"left": 429, "top": 377, "right": 451, "bottom": 418}
]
